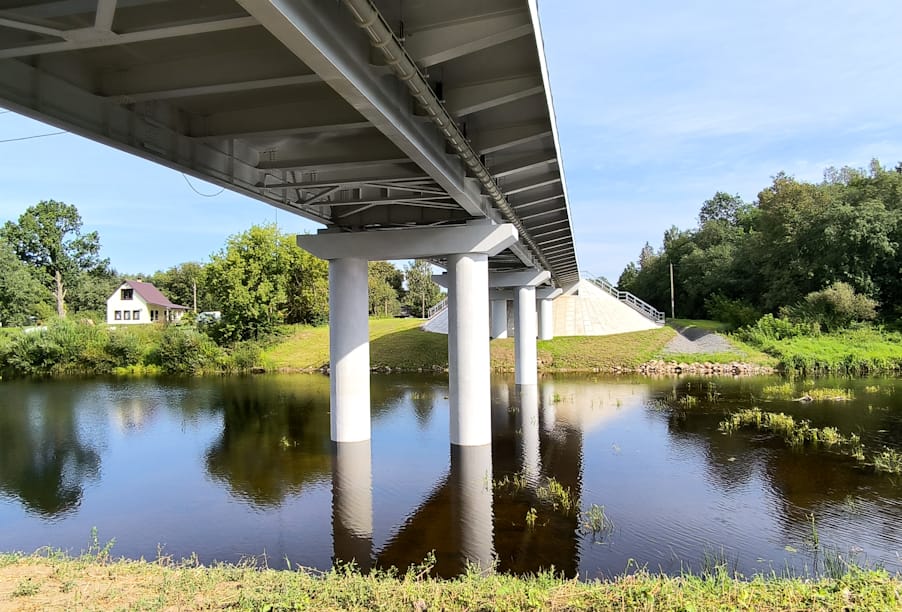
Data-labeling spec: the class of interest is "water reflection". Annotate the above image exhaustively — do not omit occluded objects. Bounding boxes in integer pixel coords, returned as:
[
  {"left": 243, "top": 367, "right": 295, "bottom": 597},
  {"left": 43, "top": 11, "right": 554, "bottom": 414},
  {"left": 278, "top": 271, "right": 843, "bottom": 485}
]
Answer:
[
  {"left": 332, "top": 441, "right": 373, "bottom": 570},
  {"left": 0, "top": 384, "right": 100, "bottom": 517},
  {"left": 1, "top": 374, "right": 901, "bottom": 578},
  {"left": 205, "top": 378, "right": 332, "bottom": 507}
]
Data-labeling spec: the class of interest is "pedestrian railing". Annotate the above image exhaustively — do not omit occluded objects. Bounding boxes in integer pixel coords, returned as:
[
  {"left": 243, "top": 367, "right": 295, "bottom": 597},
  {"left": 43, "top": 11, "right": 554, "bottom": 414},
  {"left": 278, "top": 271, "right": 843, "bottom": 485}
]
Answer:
[{"left": 585, "top": 275, "right": 665, "bottom": 324}]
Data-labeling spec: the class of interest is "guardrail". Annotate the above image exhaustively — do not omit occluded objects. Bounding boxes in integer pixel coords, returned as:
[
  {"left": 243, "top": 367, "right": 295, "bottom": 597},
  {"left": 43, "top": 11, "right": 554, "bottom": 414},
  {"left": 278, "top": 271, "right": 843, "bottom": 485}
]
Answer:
[
  {"left": 426, "top": 297, "right": 448, "bottom": 319},
  {"left": 585, "top": 275, "right": 665, "bottom": 324}
]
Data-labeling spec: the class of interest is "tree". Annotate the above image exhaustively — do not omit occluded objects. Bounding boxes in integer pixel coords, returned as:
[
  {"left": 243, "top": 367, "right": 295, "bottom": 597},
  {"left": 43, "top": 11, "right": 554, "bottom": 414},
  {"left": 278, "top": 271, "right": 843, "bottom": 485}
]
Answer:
[
  {"left": 699, "top": 192, "right": 746, "bottom": 226},
  {"left": 404, "top": 260, "right": 443, "bottom": 318},
  {"left": 1, "top": 200, "right": 107, "bottom": 317},
  {"left": 150, "top": 262, "right": 209, "bottom": 312},
  {"left": 368, "top": 261, "right": 404, "bottom": 317},
  {"left": 285, "top": 246, "right": 329, "bottom": 326},
  {"left": 204, "top": 224, "right": 296, "bottom": 341},
  {"left": 0, "top": 239, "right": 52, "bottom": 326}
]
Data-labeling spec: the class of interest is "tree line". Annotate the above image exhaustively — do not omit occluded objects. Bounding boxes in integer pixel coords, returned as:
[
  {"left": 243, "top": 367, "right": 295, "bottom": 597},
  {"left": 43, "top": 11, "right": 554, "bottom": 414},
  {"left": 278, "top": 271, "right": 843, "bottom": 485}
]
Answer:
[
  {"left": 0, "top": 200, "right": 444, "bottom": 341},
  {"left": 618, "top": 160, "right": 902, "bottom": 328}
]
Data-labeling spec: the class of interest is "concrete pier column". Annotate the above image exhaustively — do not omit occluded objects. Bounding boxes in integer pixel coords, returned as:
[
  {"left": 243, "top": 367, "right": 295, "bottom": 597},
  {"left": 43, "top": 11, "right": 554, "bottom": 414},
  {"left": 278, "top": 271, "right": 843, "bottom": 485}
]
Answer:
[
  {"left": 332, "top": 441, "right": 373, "bottom": 570},
  {"left": 538, "top": 298, "right": 554, "bottom": 340},
  {"left": 514, "top": 285, "right": 538, "bottom": 385},
  {"left": 518, "top": 384, "right": 540, "bottom": 482},
  {"left": 490, "top": 299, "right": 509, "bottom": 339},
  {"left": 451, "top": 444, "right": 494, "bottom": 571},
  {"left": 329, "top": 258, "right": 370, "bottom": 443},
  {"left": 447, "top": 253, "right": 491, "bottom": 446}
]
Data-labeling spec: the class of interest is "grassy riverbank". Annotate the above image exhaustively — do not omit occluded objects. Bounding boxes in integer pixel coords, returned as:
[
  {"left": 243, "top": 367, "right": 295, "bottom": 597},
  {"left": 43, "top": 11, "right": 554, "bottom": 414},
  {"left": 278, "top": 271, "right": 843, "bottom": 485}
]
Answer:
[
  {"left": 263, "top": 320, "right": 679, "bottom": 372},
  {"left": 744, "top": 327, "right": 902, "bottom": 374},
  {"left": 1, "top": 553, "right": 899, "bottom": 611}
]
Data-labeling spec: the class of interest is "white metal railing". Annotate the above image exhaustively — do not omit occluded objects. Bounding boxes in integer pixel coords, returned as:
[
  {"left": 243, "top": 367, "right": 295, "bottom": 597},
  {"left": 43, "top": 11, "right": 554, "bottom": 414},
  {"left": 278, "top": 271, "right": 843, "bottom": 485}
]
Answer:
[
  {"left": 426, "top": 297, "right": 448, "bottom": 319},
  {"left": 585, "top": 274, "right": 665, "bottom": 324}
]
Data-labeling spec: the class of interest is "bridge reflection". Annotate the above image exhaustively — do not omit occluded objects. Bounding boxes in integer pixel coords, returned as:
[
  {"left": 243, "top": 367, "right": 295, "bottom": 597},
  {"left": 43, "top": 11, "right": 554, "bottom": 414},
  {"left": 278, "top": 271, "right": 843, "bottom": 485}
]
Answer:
[{"left": 332, "top": 378, "right": 649, "bottom": 577}]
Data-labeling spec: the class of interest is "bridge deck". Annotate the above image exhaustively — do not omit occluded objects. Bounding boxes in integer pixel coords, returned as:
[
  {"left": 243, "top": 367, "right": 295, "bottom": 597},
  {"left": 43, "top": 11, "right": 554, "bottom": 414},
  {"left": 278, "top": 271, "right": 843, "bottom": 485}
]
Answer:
[{"left": 0, "top": 0, "right": 578, "bottom": 286}]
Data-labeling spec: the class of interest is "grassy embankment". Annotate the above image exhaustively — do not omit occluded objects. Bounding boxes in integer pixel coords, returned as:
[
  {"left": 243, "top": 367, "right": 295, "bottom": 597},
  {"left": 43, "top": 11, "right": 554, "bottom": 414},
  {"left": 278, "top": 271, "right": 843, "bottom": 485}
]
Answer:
[
  {"left": 747, "top": 327, "right": 902, "bottom": 374},
  {"left": 262, "top": 318, "right": 681, "bottom": 372},
  {"left": 2, "top": 552, "right": 899, "bottom": 611},
  {"left": 660, "top": 319, "right": 776, "bottom": 366}
]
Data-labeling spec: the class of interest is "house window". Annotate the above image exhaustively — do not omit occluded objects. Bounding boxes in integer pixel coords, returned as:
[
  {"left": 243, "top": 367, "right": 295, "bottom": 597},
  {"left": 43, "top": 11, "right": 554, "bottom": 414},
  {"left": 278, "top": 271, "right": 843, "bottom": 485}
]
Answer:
[
  {"left": 121, "top": 288, "right": 134, "bottom": 300},
  {"left": 114, "top": 310, "right": 122, "bottom": 320},
  {"left": 124, "top": 311, "right": 131, "bottom": 320},
  {"left": 133, "top": 310, "right": 140, "bottom": 321},
  {"left": 150, "top": 310, "right": 158, "bottom": 322}
]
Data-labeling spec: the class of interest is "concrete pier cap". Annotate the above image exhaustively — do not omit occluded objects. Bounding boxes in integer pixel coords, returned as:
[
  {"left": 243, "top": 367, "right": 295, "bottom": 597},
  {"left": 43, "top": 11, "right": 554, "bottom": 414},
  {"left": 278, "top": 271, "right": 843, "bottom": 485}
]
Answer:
[{"left": 296, "top": 223, "right": 518, "bottom": 445}]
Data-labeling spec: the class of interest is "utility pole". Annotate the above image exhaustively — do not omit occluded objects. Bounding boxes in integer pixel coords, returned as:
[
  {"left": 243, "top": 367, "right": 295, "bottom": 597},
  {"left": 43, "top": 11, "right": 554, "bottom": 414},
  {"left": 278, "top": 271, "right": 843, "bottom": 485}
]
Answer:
[
  {"left": 669, "top": 262, "right": 675, "bottom": 319},
  {"left": 193, "top": 281, "right": 197, "bottom": 313}
]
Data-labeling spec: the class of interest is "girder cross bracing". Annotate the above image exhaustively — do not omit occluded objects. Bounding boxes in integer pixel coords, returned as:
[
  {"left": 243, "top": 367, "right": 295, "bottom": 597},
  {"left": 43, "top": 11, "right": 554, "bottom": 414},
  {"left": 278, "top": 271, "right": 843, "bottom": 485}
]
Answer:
[{"left": 0, "top": 0, "right": 578, "bottom": 286}]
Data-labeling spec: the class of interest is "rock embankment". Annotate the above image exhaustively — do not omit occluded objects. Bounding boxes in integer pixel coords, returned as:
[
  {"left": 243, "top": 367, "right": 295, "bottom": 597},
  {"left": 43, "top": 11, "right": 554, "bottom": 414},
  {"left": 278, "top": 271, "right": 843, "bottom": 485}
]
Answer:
[{"left": 639, "top": 359, "right": 774, "bottom": 375}]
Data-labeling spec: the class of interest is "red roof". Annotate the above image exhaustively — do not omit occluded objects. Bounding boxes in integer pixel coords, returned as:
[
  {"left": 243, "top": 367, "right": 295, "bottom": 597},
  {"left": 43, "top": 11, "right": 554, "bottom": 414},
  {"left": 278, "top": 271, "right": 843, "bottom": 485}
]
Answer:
[{"left": 124, "top": 280, "right": 189, "bottom": 309}]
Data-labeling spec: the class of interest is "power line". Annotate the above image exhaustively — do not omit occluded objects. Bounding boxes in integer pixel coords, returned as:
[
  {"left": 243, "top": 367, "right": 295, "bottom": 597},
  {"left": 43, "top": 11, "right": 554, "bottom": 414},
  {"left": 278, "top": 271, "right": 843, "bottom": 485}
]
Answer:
[
  {"left": 0, "top": 130, "right": 67, "bottom": 144},
  {"left": 181, "top": 173, "right": 224, "bottom": 198}
]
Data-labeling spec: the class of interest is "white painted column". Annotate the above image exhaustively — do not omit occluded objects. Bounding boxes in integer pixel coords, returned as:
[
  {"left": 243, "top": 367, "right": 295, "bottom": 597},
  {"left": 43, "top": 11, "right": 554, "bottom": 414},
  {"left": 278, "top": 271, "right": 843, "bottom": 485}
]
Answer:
[
  {"left": 332, "top": 441, "right": 373, "bottom": 570},
  {"left": 538, "top": 298, "right": 554, "bottom": 340},
  {"left": 329, "top": 258, "right": 370, "bottom": 443},
  {"left": 514, "top": 285, "right": 538, "bottom": 385},
  {"left": 452, "top": 444, "right": 494, "bottom": 571},
  {"left": 447, "top": 253, "right": 491, "bottom": 446},
  {"left": 519, "top": 384, "right": 540, "bottom": 483},
  {"left": 490, "top": 299, "right": 508, "bottom": 339}
]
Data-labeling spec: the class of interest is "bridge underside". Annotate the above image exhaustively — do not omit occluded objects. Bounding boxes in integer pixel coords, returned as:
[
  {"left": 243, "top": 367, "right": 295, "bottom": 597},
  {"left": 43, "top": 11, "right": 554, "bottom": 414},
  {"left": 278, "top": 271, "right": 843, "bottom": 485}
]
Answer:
[{"left": 0, "top": 0, "right": 578, "bottom": 286}]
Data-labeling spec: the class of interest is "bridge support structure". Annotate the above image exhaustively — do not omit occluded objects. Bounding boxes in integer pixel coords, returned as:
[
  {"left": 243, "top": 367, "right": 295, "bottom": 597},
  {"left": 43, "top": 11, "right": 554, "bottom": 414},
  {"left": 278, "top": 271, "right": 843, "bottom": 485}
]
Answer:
[{"left": 298, "top": 223, "right": 517, "bottom": 446}]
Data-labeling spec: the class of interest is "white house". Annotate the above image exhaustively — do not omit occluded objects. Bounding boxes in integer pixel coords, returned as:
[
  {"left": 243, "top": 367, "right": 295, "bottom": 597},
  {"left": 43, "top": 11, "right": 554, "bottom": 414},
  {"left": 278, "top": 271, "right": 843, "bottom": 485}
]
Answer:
[{"left": 106, "top": 280, "right": 189, "bottom": 325}]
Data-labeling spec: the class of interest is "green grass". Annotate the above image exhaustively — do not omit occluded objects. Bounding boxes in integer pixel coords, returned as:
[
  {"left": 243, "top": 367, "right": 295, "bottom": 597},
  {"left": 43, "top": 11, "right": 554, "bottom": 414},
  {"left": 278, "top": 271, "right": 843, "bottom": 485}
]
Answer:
[
  {"left": 748, "top": 328, "right": 902, "bottom": 374},
  {"left": 265, "top": 321, "right": 678, "bottom": 372},
  {"left": 263, "top": 319, "right": 448, "bottom": 371},
  {"left": 0, "top": 553, "right": 899, "bottom": 611}
]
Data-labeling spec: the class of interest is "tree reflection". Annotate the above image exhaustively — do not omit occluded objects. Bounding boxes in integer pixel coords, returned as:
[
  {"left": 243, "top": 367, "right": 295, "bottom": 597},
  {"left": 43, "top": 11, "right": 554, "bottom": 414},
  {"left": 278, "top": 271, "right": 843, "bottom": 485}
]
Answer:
[
  {"left": 205, "top": 377, "right": 332, "bottom": 508},
  {"left": 0, "top": 390, "right": 100, "bottom": 517}
]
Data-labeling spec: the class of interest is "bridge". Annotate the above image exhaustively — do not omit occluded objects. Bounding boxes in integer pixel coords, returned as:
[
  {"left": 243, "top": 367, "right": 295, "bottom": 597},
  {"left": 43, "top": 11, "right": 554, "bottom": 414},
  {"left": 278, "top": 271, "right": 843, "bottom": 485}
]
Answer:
[{"left": 0, "top": 0, "right": 577, "bottom": 449}]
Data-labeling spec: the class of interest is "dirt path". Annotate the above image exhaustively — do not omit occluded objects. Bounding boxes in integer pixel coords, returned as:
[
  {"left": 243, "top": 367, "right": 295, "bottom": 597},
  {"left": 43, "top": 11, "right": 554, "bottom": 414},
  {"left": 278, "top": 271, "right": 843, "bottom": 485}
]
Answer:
[{"left": 661, "top": 325, "right": 738, "bottom": 355}]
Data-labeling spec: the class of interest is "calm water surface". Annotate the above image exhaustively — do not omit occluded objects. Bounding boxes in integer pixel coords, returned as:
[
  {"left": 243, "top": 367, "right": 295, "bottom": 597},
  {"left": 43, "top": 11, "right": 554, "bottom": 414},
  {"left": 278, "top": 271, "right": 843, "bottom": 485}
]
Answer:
[{"left": 1, "top": 373, "right": 900, "bottom": 578}]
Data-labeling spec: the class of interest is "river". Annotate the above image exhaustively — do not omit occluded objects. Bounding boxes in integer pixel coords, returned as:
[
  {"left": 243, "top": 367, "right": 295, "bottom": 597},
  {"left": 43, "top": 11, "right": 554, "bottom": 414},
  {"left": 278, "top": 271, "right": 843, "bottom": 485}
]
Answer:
[{"left": 1, "top": 373, "right": 899, "bottom": 579}]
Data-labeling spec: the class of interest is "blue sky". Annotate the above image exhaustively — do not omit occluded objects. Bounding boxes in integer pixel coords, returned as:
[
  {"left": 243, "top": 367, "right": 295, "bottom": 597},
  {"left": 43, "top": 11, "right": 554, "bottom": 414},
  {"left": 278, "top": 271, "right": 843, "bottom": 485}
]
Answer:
[{"left": 3, "top": 1, "right": 902, "bottom": 281}]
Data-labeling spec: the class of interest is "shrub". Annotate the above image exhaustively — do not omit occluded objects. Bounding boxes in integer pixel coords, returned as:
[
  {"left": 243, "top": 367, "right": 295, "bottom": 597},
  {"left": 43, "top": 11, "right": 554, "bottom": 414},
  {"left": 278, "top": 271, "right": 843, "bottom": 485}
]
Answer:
[
  {"left": 782, "top": 282, "right": 878, "bottom": 332},
  {"left": 157, "top": 326, "right": 222, "bottom": 375},
  {"left": 704, "top": 294, "right": 760, "bottom": 329},
  {"left": 737, "top": 313, "right": 816, "bottom": 344}
]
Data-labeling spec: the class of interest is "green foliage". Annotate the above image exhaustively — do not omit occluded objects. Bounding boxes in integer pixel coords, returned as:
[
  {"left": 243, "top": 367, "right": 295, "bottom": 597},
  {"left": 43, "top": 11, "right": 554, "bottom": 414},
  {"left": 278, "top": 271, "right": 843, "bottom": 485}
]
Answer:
[
  {"left": 285, "top": 241, "right": 329, "bottom": 326},
  {"left": 404, "top": 259, "right": 443, "bottom": 318},
  {"left": 156, "top": 326, "right": 222, "bottom": 375},
  {"left": 782, "top": 282, "right": 878, "bottom": 332},
  {"left": 1, "top": 200, "right": 109, "bottom": 317},
  {"left": 619, "top": 160, "right": 902, "bottom": 323},
  {"left": 205, "top": 225, "right": 328, "bottom": 341},
  {"left": 149, "top": 262, "right": 208, "bottom": 312},
  {"left": 704, "top": 294, "right": 760, "bottom": 329},
  {"left": 368, "top": 261, "right": 403, "bottom": 317},
  {"left": 0, "top": 238, "right": 51, "bottom": 326},
  {"left": 737, "top": 314, "right": 816, "bottom": 344}
]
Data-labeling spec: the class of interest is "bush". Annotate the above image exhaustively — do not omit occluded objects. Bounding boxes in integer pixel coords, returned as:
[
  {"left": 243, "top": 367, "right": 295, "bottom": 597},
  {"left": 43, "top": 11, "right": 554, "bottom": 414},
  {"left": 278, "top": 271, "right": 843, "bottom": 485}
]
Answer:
[
  {"left": 782, "top": 282, "right": 878, "bottom": 332},
  {"left": 704, "top": 294, "right": 760, "bottom": 329},
  {"left": 156, "top": 326, "right": 222, "bottom": 375},
  {"left": 737, "top": 314, "right": 817, "bottom": 345}
]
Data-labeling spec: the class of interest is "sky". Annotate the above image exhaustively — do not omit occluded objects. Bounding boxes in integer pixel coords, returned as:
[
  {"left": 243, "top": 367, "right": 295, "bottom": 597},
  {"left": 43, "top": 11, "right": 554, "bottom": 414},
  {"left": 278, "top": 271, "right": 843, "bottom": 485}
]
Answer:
[{"left": 2, "top": 0, "right": 902, "bottom": 282}]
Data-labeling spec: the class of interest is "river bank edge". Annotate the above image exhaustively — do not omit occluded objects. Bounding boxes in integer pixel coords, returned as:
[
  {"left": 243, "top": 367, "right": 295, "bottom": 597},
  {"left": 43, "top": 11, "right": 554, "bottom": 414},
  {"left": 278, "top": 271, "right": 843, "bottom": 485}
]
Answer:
[{"left": 1, "top": 553, "right": 899, "bottom": 611}]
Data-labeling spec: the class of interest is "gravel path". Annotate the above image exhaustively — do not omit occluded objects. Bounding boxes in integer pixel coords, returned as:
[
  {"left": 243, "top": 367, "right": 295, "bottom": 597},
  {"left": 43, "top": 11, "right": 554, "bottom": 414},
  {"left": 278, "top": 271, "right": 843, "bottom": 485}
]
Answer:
[{"left": 661, "top": 325, "right": 738, "bottom": 355}]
